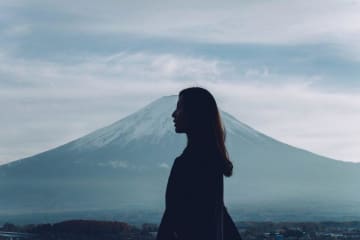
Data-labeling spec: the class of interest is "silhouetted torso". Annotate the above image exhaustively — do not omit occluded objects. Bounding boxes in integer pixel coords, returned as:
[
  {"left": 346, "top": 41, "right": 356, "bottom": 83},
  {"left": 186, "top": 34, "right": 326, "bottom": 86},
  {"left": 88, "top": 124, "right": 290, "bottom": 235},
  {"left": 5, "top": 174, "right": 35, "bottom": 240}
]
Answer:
[{"left": 157, "top": 144, "right": 242, "bottom": 240}]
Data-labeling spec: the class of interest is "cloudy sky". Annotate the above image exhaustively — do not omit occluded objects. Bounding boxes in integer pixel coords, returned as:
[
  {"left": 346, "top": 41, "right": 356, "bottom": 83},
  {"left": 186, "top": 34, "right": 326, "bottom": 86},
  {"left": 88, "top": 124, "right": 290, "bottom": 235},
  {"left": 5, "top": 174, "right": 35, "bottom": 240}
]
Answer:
[{"left": 1, "top": 0, "right": 360, "bottom": 164}]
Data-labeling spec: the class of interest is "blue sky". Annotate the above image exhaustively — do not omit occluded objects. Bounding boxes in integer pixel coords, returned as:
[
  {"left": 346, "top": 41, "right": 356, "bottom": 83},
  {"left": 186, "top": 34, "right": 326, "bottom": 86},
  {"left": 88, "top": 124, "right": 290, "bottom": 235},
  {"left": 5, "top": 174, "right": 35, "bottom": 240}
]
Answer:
[{"left": 1, "top": 0, "right": 360, "bottom": 164}]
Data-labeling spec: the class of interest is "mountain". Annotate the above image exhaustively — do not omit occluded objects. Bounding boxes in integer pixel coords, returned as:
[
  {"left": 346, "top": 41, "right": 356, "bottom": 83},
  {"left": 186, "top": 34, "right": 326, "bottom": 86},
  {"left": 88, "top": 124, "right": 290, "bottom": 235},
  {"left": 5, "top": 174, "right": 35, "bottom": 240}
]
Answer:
[{"left": 1, "top": 95, "right": 360, "bottom": 222}]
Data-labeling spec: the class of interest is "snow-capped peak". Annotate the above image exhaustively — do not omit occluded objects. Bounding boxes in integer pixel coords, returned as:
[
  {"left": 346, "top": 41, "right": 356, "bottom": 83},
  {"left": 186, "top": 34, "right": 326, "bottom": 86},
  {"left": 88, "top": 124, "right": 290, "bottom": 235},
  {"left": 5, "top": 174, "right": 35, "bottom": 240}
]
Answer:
[
  {"left": 69, "top": 95, "right": 267, "bottom": 151},
  {"left": 70, "top": 96, "right": 178, "bottom": 150}
]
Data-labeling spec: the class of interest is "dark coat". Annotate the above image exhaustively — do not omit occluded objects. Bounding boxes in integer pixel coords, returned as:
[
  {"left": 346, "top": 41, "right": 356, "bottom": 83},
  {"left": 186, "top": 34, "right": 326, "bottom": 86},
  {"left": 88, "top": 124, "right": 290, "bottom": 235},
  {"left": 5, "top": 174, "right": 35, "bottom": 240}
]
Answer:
[{"left": 156, "top": 145, "right": 242, "bottom": 240}]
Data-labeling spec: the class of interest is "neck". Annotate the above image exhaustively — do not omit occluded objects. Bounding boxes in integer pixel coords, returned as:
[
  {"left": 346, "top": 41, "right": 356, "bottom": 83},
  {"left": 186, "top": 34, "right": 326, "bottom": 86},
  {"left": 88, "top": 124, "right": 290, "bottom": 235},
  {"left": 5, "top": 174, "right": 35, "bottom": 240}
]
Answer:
[{"left": 186, "top": 131, "right": 213, "bottom": 149}]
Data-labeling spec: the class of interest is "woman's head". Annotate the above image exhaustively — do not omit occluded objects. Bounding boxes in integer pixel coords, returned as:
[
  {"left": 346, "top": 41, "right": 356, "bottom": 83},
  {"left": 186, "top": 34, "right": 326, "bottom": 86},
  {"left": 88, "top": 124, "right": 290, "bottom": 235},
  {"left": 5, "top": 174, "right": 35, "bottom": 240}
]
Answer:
[
  {"left": 171, "top": 87, "right": 233, "bottom": 177},
  {"left": 171, "top": 88, "right": 216, "bottom": 134}
]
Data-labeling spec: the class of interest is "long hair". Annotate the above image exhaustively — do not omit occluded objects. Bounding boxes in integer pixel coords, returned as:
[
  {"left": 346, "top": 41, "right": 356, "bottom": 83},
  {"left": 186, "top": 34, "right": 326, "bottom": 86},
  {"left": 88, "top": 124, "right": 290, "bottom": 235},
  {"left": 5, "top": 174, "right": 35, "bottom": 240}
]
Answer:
[{"left": 179, "top": 87, "right": 233, "bottom": 177}]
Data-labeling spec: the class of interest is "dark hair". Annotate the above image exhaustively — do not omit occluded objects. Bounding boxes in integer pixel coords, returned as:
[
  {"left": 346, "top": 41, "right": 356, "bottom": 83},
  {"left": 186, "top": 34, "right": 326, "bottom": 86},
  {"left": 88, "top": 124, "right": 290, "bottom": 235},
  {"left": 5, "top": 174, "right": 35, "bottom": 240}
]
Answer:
[{"left": 179, "top": 87, "right": 233, "bottom": 177}]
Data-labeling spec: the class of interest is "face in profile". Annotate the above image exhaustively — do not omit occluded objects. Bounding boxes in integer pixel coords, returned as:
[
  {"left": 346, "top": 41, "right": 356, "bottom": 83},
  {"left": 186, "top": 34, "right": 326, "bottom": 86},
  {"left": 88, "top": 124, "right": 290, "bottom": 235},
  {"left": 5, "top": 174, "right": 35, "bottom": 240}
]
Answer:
[{"left": 172, "top": 96, "right": 188, "bottom": 133}]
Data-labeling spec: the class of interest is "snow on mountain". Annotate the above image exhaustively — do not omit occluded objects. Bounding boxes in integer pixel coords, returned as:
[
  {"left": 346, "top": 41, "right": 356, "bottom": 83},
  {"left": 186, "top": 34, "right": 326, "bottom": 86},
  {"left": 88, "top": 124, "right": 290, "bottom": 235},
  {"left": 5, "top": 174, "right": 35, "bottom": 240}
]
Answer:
[
  {"left": 70, "top": 95, "right": 177, "bottom": 150},
  {"left": 69, "top": 95, "right": 268, "bottom": 151},
  {"left": 221, "top": 111, "right": 268, "bottom": 143}
]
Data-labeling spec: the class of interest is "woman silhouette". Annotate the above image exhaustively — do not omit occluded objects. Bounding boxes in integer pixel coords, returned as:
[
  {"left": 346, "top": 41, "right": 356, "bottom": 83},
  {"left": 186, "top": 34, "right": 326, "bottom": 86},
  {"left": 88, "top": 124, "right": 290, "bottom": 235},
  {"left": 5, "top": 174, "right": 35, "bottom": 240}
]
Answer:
[{"left": 156, "top": 87, "right": 242, "bottom": 240}]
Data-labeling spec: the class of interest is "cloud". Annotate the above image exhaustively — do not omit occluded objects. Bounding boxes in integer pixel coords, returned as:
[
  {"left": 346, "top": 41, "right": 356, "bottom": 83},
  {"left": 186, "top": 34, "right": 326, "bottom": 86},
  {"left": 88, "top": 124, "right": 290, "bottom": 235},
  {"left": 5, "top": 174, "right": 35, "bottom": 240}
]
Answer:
[
  {"left": 2, "top": 24, "right": 31, "bottom": 37},
  {"left": 0, "top": 51, "right": 223, "bottom": 164},
  {"left": 0, "top": 0, "right": 358, "bottom": 166},
  {"left": 2, "top": 1, "right": 360, "bottom": 41},
  {"left": 0, "top": 51, "right": 359, "bottom": 165},
  {"left": 6, "top": 0, "right": 359, "bottom": 53},
  {"left": 159, "top": 163, "right": 170, "bottom": 169},
  {"left": 98, "top": 160, "right": 128, "bottom": 168}
]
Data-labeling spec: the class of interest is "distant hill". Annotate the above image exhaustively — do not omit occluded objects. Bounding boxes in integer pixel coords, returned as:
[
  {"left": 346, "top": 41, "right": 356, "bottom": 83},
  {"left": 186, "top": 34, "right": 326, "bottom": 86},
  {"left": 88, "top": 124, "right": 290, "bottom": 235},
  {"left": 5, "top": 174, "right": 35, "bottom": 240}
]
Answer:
[{"left": 1, "top": 95, "right": 360, "bottom": 222}]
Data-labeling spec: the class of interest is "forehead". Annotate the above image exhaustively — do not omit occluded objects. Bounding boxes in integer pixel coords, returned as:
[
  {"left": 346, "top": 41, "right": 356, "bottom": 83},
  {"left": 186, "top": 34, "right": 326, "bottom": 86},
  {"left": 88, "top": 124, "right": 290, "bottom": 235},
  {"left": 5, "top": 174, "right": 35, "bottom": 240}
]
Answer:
[{"left": 177, "top": 95, "right": 184, "bottom": 106}]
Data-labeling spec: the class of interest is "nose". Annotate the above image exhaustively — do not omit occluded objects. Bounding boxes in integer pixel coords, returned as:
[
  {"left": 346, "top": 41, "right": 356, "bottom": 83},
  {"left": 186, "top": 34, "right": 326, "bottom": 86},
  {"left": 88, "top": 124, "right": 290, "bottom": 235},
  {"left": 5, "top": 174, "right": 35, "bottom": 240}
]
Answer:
[{"left": 171, "top": 110, "right": 176, "bottom": 118}]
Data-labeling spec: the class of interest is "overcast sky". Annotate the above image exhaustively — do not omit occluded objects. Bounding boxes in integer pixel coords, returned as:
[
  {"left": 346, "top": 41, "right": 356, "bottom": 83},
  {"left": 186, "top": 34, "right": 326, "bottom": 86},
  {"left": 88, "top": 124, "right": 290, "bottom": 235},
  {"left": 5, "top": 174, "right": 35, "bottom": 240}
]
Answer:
[{"left": 1, "top": 0, "right": 360, "bottom": 164}]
